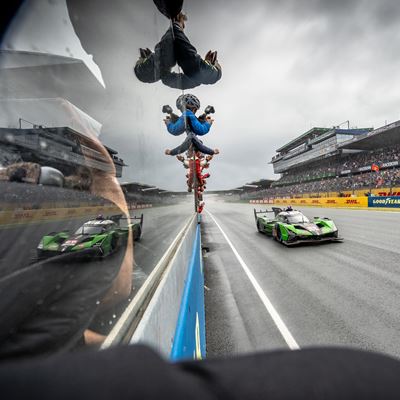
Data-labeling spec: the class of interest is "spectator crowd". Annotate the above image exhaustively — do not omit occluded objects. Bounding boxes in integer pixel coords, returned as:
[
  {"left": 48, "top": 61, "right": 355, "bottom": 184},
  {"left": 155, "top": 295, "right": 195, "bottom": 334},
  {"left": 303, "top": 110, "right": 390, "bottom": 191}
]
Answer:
[{"left": 247, "top": 143, "right": 400, "bottom": 199}]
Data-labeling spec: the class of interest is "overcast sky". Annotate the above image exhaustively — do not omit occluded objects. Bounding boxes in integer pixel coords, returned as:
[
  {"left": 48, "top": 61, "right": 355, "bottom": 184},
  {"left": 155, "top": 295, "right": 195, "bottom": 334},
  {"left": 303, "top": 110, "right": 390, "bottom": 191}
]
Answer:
[{"left": 3, "top": 0, "right": 400, "bottom": 190}]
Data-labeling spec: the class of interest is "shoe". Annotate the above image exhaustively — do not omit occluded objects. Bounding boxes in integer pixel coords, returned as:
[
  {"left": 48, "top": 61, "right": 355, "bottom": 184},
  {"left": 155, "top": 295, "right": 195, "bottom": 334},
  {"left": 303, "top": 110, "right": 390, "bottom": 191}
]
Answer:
[{"left": 139, "top": 48, "right": 152, "bottom": 60}]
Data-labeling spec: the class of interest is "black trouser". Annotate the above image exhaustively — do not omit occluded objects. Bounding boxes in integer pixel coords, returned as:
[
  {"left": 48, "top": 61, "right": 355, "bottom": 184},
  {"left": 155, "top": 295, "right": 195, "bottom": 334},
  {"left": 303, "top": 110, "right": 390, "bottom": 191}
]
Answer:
[
  {"left": 134, "top": 24, "right": 221, "bottom": 89},
  {"left": 169, "top": 132, "right": 214, "bottom": 156}
]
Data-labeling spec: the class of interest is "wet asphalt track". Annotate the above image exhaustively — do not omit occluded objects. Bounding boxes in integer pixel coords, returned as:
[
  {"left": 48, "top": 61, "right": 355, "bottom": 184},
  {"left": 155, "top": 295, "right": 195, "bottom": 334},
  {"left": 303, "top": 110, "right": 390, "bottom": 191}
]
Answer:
[
  {"left": 0, "top": 201, "right": 194, "bottom": 337},
  {"left": 203, "top": 198, "right": 400, "bottom": 359},
  {"left": 0, "top": 202, "right": 193, "bottom": 289}
]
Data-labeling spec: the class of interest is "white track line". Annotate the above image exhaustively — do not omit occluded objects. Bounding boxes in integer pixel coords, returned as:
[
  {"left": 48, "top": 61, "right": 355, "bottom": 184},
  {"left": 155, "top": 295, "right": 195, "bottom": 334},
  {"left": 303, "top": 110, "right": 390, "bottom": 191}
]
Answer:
[{"left": 206, "top": 210, "right": 300, "bottom": 350}]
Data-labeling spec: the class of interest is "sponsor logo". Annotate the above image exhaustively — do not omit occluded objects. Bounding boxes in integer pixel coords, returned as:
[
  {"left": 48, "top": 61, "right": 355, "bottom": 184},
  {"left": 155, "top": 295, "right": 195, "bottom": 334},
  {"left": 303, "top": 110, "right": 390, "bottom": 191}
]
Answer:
[
  {"left": 43, "top": 210, "right": 57, "bottom": 216},
  {"left": 326, "top": 200, "right": 336, "bottom": 204},
  {"left": 300, "top": 200, "right": 306, "bottom": 204},
  {"left": 312, "top": 200, "right": 320, "bottom": 204},
  {"left": 64, "top": 239, "right": 78, "bottom": 246},
  {"left": 369, "top": 196, "right": 400, "bottom": 208},
  {"left": 14, "top": 212, "right": 34, "bottom": 219},
  {"left": 381, "top": 161, "right": 399, "bottom": 168},
  {"left": 377, "top": 191, "right": 400, "bottom": 197},
  {"left": 346, "top": 199, "right": 359, "bottom": 204}
]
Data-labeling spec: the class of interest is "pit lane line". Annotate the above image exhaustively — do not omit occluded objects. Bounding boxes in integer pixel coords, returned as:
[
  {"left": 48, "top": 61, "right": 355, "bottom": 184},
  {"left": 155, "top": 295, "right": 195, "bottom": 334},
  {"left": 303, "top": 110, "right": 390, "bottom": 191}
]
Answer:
[{"left": 206, "top": 210, "right": 300, "bottom": 350}]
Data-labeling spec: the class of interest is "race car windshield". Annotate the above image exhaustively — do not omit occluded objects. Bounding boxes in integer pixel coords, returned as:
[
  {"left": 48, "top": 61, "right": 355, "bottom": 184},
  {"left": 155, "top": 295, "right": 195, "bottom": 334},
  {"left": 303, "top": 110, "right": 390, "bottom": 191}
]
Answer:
[
  {"left": 287, "top": 214, "right": 309, "bottom": 223},
  {"left": 75, "top": 226, "right": 106, "bottom": 235}
]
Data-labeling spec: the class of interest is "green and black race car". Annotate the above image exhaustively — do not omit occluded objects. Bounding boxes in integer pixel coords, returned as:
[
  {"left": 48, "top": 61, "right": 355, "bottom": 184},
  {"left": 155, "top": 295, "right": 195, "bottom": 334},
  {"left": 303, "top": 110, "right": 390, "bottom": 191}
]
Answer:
[
  {"left": 254, "top": 207, "right": 342, "bottom": 246},
  {"left": 37, "top": 214, "right": 143, "bottom": 259}
]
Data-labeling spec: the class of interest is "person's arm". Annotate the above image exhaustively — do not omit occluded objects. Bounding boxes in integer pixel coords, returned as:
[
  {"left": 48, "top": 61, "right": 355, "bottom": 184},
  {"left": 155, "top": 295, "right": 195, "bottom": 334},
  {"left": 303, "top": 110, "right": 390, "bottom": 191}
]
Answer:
[
  {"left": 166, "top": 115, "right": 186, "bottom": 136},
  {"left": 186, "top": 111, "right": 211, "bottom": 136}
]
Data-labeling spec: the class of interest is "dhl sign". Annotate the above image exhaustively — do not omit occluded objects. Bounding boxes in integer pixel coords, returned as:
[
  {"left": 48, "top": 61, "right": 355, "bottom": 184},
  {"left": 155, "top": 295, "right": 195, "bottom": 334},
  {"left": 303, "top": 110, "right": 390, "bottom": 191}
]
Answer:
[{"left": 267, "top": 197, "right": 369, "bottom": 208}]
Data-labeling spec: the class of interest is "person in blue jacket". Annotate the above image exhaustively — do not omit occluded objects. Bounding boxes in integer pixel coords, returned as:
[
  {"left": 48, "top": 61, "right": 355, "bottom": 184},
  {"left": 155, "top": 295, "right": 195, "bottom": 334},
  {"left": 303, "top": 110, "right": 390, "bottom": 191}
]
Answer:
[{"left": 164, "top": 94, "right": 219, "bottom": 156}]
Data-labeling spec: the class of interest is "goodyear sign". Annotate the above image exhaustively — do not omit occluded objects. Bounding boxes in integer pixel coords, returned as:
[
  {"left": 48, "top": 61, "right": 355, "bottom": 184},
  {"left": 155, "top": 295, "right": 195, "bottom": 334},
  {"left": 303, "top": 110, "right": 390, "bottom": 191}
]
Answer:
[{"left": 368, "top": 196, "right": 400, "bottom": 208}]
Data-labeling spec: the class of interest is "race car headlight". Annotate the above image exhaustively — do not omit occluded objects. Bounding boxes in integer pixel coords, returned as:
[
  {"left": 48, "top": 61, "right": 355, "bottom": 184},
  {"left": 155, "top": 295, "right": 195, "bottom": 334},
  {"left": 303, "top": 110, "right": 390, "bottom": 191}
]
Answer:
[{"left": 37, "top": 241, "right": 44, "bottom": 249}]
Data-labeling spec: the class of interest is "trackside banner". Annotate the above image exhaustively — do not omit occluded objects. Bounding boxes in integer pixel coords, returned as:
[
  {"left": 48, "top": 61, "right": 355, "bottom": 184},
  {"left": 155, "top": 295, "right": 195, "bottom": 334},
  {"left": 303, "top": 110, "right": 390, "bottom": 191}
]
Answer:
[
  {"left": 368, "top": 196, "right": 400, "bottom": 208},
  {"left": 251, "top": 197, "right": 368, "bottom": 208},
  {"left": 0, "top": 204, "right": 152, "bottom": 226}
]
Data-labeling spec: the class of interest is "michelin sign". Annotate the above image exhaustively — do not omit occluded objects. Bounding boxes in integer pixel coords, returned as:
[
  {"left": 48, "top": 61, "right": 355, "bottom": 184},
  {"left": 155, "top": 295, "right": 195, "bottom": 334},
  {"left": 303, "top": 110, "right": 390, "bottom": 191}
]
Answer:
[{"left": 368, "top": 196, "right": 400, "bottom": 208}]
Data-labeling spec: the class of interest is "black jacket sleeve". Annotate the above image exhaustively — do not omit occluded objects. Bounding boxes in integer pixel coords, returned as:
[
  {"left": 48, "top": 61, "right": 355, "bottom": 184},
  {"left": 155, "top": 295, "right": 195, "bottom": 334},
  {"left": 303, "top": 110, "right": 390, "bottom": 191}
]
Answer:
[{"left": 1, "top": 345, "right": 400, "bottom": 400}]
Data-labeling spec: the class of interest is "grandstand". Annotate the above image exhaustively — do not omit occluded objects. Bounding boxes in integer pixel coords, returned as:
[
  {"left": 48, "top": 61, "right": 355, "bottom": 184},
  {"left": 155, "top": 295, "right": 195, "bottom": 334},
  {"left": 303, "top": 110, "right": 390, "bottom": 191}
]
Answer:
[
  {"left": 244, "top": 121, "right": 400, "bottom": 200},
  {"left": 122, "top": 182, "right": 188, "bottom": 206},
  {"left": 0, "top": 50, "right": 125, "bottom": 179},
  {"left": 0, "top": 124, "right": 125, "bottom": 177}
]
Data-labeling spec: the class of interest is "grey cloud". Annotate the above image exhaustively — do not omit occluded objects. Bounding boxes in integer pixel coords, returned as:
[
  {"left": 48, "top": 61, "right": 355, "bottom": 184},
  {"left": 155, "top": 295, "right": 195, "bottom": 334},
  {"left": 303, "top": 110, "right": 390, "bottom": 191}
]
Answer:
[{"left": 4, "top": 0, "right": 400, "bottom": 191}]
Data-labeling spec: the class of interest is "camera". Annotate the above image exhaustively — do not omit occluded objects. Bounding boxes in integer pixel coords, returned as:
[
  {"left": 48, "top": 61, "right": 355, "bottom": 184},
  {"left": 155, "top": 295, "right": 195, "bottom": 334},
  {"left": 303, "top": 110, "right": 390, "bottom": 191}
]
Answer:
[{"left": 162, "top": 105, "right": 173, "bottom": 114}]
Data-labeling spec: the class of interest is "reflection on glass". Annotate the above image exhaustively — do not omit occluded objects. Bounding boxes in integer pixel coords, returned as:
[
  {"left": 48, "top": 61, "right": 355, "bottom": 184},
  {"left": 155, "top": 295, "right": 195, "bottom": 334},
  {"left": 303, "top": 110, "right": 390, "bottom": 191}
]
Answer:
[{"left": 0, "top": 0, "right": 195, "bottom": 360}]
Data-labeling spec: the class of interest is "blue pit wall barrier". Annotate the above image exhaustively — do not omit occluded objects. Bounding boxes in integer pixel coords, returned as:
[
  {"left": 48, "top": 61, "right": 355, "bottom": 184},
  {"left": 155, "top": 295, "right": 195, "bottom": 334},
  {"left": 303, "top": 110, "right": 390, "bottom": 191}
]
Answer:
[{"left": 170, "top": 221, "right": 206, "bottom": 361}]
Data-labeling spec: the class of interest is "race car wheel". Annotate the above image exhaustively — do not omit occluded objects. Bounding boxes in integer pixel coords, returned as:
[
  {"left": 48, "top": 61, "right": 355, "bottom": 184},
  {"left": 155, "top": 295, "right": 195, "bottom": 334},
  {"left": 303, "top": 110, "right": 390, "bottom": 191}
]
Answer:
[
  {"left": 110, "top": 235, "right": 119, "bottom": 252},
  {"left": 257, "top": 221, "right": 263, "bottom": 233},
  {"left": 134, "top": 227, "right": 142, "bottom": 242},
  {"left": 275, "top": 224, "right": 283, "bottom": 243}
]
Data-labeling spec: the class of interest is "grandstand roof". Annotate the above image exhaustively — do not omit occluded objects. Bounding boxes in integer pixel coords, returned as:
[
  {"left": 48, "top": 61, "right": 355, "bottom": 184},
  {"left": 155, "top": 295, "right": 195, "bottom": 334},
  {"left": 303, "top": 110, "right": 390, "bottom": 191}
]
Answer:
[
  {"left": 0, "top": 98, "right": 102, "bottom": 137},
  {"left": 276, "top": 127, "right": 330, "bottom": 153},
  {"left": 0, "top": 50, "right": 106, "bottom": 123},
  {"left": 234, "top": 179, "right": 274, "bottom": 192},
  {"left": 339, "top": 120, "right": 400, "bottom": 150}
]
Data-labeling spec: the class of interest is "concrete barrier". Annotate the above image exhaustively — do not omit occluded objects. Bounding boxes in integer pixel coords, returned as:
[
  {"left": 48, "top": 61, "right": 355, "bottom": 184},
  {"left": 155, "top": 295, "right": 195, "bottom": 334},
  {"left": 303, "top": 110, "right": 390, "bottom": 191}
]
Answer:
[
  {"left": 101, "top": 214, "right": 206, "bottom": 360},
  {"left": 170, "top": 222, "right": 205, "bottom": 361}
]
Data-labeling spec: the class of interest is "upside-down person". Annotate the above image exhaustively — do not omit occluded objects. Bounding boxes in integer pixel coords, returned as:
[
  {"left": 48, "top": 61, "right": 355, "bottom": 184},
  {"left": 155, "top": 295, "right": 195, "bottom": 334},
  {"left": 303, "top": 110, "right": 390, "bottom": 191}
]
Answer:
[
  {"left": 176, "top": 151, "right": 213, "bottom": 170},
  {"left": 134, "top": 12, "right": 221, "bottom": 90},
  {"left": 164, "top": 94, "right": 219, "bottom": 156}
]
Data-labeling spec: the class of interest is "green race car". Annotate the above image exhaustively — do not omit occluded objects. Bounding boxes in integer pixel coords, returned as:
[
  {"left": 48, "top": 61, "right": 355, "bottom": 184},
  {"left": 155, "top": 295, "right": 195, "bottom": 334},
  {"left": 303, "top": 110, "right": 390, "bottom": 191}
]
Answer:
[
  {"left": 254, "top": 207, "right": 342, "bottom": 246},
  {"left": 37, "top": 214, "right": 143, "bottom": 259}
]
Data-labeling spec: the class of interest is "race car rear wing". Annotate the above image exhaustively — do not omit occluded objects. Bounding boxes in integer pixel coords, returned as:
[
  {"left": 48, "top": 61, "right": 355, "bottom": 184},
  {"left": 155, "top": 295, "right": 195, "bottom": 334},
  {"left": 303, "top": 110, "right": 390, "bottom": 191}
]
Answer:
[
  {"left": 131, "top": 213, "right": 144, "bottom": 228},
  {"left": 253, "top": 208, "right": 275, "bottom": 222},
  {"left": 109, "top": 213, "right": 144, "bottom": 228},
  {"left": 272, "top": 207, "right": 283, "bottom": 216}
]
